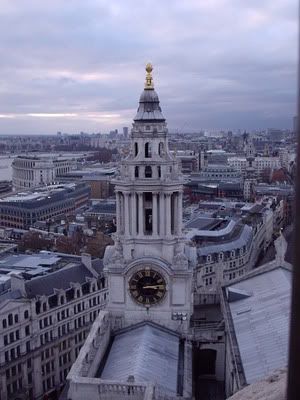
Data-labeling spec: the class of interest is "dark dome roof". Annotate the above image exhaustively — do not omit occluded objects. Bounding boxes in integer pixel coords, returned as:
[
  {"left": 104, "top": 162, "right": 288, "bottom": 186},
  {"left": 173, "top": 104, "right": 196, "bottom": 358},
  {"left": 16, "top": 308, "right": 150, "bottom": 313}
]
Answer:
[{"left": 134, "top": 88, "right": 165, "bottom": 122}]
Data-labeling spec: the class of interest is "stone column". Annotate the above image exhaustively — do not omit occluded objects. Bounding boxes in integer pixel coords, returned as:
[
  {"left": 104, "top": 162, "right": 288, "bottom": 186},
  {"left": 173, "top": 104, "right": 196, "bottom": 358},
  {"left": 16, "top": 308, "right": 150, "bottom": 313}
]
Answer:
[
  {"left": 178, "top": 191, "right": 183, "bottom": 235},
  {"left": 174, "top": 193, "right": 178, "bottom": 235},
  {"left": 120, "top": 193, "right": 124, "bottom": 234},
  {"left": 159, "top": 193, "right": 165, "bottom": 236},
  {"left": 131, "top": 193, "right": 137, "bottom": 236},
  {"left": 116, "top": 192, "right": 121, "bottom": 234},
  {"left": 152, "top": 193, "right": 158, "bottom": 236},
  {"left": 166, "top": 193, "right": 171, "bottom": 237},
  {"left": 138, "top": 193, "right": 144, "bottom": 236},
  {"left": 124, "top": 193, "right": 130, "bottom": 237}
]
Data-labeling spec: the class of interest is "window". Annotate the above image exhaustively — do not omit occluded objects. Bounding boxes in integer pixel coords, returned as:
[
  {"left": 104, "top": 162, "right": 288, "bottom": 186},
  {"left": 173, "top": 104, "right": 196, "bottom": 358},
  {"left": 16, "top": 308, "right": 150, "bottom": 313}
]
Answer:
[
  {"left": 14, "top": 315, "right": 18, "bottom": 323},
  {"left": 145, "top": 166, "right": 152, "bottom": 178},
  {"left": 158, "top": 166, "right": 161, "bottom": 178},
  {"left": 134, "top": 142, "right": 138, "bottom": 156},
  {"left": 2, "top": 319, "right": 7, "bottom": 329},
  {"left": 25, "top": 326, "right": 30, "bottom": 336},
  {"left": 145, "top": 142, "right": 151, "bottom": 158},
  {"left": 8, "top": 314, "right": 13, "bottom": 326},
  {"left": 135, "top": 166, "right": 139, "bottom": 178},
  {"left": 24, "top": 310, "right": 29, "bottom": 319},
  {"left": 159, "top": 142, "right": 164, "bottom": 156}
]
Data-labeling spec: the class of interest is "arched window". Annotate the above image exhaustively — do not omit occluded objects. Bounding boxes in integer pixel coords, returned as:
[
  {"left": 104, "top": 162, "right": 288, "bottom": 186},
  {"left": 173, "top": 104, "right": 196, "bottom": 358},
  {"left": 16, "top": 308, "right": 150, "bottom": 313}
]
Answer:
[
  {"left": 145, "top": 142, "right": 151, "bottom": 158},
  {"left": 159, "top": 142, "right": 164, "bottom": 156},
  {"left": 135, "top": 166, "right": 139, "bottom": 178},
  {"left": 134, "top": 142, "right": 138, "bottom": 156},
  {"left": 145, "top": 166, "right": 152, "bottom": 178},
  {"left": 2, "top": 319, "right": 7, "bottom": 329},
  {"left": 8, "top": 314, "right": 13, "bottom": 326}
]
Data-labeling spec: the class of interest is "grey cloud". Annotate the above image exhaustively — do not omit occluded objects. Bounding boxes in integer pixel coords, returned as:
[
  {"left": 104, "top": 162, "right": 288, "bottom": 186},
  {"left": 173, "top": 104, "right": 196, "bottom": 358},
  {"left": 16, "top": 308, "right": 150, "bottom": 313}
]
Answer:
[{"left": 0, "top": 0, "right": 297, "bottom": 134}]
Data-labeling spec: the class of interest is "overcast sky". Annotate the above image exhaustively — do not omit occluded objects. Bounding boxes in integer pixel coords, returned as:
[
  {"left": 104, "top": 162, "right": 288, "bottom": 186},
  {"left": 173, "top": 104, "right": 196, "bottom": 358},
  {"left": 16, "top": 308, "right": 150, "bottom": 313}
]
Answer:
[{"left": 0, "top": 0, "right": 297, "bottom": 135}]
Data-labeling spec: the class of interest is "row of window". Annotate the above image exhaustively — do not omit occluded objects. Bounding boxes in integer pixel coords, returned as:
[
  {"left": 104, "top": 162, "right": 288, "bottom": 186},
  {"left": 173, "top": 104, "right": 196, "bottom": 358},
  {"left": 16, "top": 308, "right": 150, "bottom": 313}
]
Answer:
[
  {"left": 5, "top": 363, "right": 22, "bottom": 379},
  {"left": 3, "top": 325, "right": 30, "bottom": 345},
  {"left": 3, "top": 329, "right": 20, "bottom": 346},
  {"left": 40, "top": 331, "right": 53, "bottom": 346},
  {"left": 4, "top": 344, "right": 23, "bottom": 362},
  {"left": 41, "top": 348, "right": 54, "bottom": 361},
  {"left": 59, "top": 352, "right": 71, "bottom": 367},
  {"left": 42, "top": 375, "right": 55, "bottom": 393},
  {"left": 58, "top": 308, "right": 69, "bottom": 320},
  {"left": 39, "top": 316, "right": 52, "bottom": 329},
  {"left": 205, "top": 248, "right": 246, "bottom": 264},
  {"left": 7, "top": 378, "right": 23, "bottom": 397},
  {"left": 2, "top": 312, "right": 27, "bottom": 329},
  {"left": 42, "top": 360, "right": 55, "bottom": 376},
  {"left": 36, "top": 281, "right": 106, "bottom": 313},
  {"left": 204, "top": 269, "right": 245, "bottom": 286},
  {"left": 59, "top": 338, "right": 72, "bottom": 352},
  {"left": 134, "top": 141, "right": 165, "bottom": 158}
]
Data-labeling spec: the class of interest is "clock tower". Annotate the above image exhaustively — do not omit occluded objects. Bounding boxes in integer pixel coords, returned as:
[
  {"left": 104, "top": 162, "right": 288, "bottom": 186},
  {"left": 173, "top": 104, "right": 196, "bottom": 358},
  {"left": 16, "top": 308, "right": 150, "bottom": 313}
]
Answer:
[{"left": 104, "top": 64, "right": 193, "bottom": 332}]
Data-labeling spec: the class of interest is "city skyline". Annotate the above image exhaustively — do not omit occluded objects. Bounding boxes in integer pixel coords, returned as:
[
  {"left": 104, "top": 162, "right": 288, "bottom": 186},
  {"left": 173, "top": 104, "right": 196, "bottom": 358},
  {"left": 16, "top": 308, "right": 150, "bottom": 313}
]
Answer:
[{"left": 0, "top": 0, "right": 297, "bottom": 135}]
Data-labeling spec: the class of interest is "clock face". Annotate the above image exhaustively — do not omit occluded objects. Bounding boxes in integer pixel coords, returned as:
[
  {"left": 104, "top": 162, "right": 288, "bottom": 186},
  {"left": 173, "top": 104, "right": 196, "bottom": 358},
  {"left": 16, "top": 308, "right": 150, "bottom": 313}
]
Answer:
[{"left": 129, "top": 268, "right": 166, "bottom": 305}]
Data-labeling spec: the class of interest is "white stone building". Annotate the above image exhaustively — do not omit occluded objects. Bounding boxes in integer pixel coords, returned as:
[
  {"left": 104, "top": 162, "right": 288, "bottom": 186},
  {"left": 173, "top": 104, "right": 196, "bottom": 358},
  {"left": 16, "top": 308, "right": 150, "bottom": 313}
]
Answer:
[
  {"left": 66, "top": 64, "right": 195, "bottom": 400},
  {"left": 0, "top": 253, "right": 107, "bottom": 400},
  {"left": 228, "top": 156, "right": 280, "bottom": 176},
  {"left": 12, "top": 156, "right": 75, "bottom": 190}
]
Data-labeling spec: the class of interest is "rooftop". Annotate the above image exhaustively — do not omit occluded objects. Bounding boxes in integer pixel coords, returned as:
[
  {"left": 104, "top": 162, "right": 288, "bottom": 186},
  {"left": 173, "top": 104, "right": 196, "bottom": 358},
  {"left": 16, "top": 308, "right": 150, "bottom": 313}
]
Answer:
[
  {"left": 225, "top": 265, "right": 291, "bottom": 384},
  {"left": 99, "top": 323, "right": 180, "bottom": 395}
]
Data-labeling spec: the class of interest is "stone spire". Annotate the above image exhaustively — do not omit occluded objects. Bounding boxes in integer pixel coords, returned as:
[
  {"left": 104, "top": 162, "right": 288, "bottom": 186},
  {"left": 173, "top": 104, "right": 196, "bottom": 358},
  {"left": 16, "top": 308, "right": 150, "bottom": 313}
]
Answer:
[{"left": 134, "top": 63, "right": 165, "bottom": 123}]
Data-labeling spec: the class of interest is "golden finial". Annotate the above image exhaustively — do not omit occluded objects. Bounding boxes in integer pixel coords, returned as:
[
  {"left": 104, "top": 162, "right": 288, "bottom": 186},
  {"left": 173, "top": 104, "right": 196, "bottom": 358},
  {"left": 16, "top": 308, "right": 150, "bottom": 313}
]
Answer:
[{"left": 145, "top": 62, "right": 154, "bottom": 89}]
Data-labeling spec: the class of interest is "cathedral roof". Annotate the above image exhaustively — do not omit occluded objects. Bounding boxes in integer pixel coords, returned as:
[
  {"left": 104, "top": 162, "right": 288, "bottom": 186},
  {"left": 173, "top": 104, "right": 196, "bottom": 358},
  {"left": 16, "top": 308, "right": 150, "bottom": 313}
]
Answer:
[{"left": 134, "top": 63, "right": 166, "bottom": 122}]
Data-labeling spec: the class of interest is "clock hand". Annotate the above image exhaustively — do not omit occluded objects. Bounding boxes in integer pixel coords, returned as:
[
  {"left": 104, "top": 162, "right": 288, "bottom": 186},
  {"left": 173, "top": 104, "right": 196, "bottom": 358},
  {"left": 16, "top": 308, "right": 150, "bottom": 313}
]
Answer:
[{"left": 142, "top": 285, "right": 165, "bottom": 289}]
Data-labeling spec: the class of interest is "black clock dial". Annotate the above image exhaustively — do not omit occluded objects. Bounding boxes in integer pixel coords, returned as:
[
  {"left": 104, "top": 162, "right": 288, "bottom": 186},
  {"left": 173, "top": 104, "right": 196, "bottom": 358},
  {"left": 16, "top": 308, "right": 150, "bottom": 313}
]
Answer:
[{"left": 129, "top": 268, "right": 166, "bottom": 305}]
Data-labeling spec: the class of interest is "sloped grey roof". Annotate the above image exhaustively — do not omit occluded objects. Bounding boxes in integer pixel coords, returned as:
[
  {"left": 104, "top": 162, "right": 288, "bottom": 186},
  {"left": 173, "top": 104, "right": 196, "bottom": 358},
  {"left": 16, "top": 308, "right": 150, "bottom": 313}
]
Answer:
[
  {"left": 196, "top": 224, "right": 253, "bottom": 256},
  {"left": 100, "top": 323, "right": 180, "bottom": 394},
  {"left": 227, "top": 267, "right": 291, "bottom": 384},
  {"left": 25, "top": 263, "right": 94, "bottom": 297},
  {"left": 186, "top": 219, "right": 237, "bottom": 240}
]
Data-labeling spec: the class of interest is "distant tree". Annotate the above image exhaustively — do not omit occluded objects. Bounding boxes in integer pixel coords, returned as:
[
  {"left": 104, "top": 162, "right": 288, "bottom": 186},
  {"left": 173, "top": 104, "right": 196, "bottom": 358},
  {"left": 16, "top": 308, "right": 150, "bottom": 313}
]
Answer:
[
  {"left": 86, "top": 231, "right": 113, "bottom": 258},
  {"left": 19, "top": 231, "right": 53, "bottom": 252}
]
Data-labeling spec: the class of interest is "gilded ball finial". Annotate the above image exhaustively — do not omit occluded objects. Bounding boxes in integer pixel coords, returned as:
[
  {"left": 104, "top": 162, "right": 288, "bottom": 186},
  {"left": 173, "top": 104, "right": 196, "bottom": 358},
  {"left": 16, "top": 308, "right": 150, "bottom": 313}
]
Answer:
[
  {"left": 145, "top": 62, "right": 154, "bottom": 89},
  {"left": 146, "top": 63, "right": 153, "bottom": 73}
]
